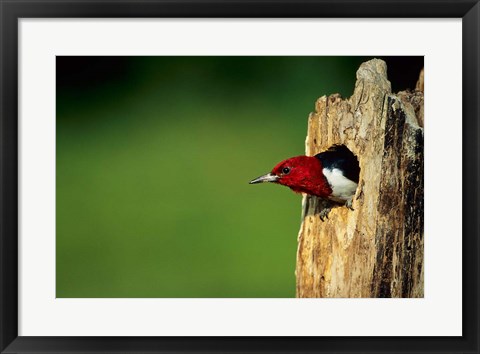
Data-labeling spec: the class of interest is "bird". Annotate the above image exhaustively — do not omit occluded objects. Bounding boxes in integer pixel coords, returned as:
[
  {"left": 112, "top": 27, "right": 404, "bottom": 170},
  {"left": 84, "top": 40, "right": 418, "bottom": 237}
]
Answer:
[{"left": 249, "top": 144, "right": 360, "bottom": 220}]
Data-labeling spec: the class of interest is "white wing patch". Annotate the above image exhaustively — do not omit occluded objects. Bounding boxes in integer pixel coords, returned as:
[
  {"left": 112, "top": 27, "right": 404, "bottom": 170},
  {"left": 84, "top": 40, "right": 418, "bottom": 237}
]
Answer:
[{"left": 322, "top": 168, "right": 358, "bottom": 202}]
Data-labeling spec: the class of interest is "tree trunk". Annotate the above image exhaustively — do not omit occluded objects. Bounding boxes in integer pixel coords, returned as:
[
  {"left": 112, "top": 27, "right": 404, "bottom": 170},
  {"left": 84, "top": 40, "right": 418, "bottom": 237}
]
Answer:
[{"left": 295, "top": 59, "right": 424, "bottom": 298}]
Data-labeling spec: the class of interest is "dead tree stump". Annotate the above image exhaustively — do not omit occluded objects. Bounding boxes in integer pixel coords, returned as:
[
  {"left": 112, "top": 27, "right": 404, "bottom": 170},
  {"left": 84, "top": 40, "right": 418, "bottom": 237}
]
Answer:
[{"left": 295, "top": 59, "right": 424, "bottom": 298}]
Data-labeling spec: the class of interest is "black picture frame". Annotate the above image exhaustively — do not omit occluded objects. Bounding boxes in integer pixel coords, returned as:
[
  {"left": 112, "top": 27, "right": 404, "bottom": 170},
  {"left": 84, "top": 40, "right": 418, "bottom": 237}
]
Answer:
[{"left": 1, "top": 1, "right": 478, "bottom": 353}]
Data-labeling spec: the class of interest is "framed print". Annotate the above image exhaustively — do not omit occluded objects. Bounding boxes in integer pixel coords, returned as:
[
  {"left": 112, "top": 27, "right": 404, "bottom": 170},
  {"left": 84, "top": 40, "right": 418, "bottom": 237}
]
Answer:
[{"left": 1, "top": 1, "right": 478, "bottom": 353}]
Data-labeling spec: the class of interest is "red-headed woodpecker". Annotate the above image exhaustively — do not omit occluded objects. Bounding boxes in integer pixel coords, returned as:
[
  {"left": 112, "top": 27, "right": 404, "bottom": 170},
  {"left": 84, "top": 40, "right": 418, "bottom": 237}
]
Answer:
[{"left": 249, "top": 145, "right": 360, "bottom": 220}]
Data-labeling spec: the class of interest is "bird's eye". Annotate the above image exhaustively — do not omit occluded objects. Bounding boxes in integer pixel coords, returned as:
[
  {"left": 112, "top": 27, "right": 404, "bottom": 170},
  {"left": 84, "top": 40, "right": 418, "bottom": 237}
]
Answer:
[{"left": 282, "top": 167, "right": 291, "bottom": 175}]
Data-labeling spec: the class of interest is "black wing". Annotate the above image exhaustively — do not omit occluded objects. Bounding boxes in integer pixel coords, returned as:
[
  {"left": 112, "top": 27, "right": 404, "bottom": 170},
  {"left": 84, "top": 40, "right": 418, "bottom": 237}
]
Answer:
[{"left": 315, "top": 145, "right": 360, "bottom": 183}]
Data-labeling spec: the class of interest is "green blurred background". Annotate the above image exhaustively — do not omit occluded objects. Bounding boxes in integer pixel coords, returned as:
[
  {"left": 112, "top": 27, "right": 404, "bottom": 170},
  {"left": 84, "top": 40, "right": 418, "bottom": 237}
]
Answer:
[{"left": 56, "top": 56, "right": 423, "bottom": 298}]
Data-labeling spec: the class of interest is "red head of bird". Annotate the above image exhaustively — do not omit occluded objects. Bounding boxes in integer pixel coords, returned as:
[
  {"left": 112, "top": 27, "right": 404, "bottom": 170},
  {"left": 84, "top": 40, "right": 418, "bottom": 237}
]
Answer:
[{"left": 249, "top": 145, "right": 360, "bottom": 204}]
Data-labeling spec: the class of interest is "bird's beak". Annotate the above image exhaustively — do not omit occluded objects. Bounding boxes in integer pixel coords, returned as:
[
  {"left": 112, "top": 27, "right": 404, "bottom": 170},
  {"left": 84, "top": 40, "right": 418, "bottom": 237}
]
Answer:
[{"left": 249, "top": 173, "right": 279, "bottom": 184}]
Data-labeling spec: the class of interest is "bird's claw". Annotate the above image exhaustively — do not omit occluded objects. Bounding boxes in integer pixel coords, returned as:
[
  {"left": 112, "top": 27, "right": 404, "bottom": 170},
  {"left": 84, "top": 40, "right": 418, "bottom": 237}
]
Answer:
[
  {"left": 319, "top": 198, "right": 354, "bottom": 221},
  {"left": 345, "top": 197, "right": 354, "bottom": 210},
  {"left": 319, "top": 207, "right": 331, "bottom": 222}
]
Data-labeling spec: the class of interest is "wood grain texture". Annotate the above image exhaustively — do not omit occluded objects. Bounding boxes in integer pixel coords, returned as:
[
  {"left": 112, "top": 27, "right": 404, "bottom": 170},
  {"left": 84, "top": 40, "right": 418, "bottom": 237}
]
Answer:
[{"left": 295, "top": 59, "right": 424, "bottom": 298}]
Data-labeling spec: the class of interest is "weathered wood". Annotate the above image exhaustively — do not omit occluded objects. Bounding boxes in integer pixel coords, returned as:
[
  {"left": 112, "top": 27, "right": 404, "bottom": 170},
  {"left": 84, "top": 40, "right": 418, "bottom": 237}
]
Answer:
[{"left": 295, "top": 59, "right": 424, "bottom": 298}]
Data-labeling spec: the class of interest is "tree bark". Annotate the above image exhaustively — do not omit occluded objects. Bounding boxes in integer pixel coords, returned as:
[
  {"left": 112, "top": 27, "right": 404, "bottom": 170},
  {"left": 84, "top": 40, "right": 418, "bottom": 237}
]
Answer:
[{"left": 295, "top": 59, "right": 424, "bottom": 298}]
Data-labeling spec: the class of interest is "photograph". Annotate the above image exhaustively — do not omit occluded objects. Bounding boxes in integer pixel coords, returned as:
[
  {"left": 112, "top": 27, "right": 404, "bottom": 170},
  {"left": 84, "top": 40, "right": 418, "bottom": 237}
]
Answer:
[
  {"left": 2, "top": 2, "right": 477, "bottom": 352},
  {"left": 56, "top": 56, "right": 424, "bottom": 298}
]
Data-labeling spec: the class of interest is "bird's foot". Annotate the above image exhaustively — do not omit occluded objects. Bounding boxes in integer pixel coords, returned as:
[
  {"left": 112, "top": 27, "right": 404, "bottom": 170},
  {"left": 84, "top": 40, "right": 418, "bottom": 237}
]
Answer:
[
  {"left": 345, "top": 197, "right": 354, "bottom": 210},
  {"left": 319, "top": 206, "right": 332, "bottom": 222}
]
